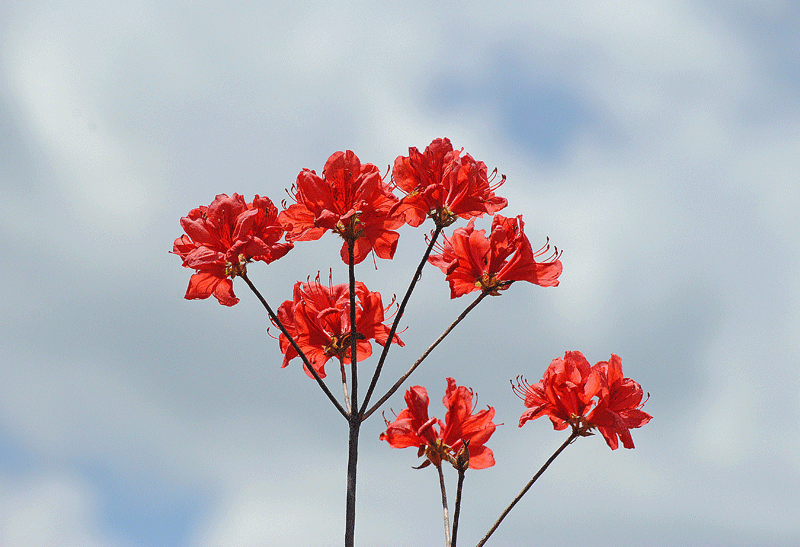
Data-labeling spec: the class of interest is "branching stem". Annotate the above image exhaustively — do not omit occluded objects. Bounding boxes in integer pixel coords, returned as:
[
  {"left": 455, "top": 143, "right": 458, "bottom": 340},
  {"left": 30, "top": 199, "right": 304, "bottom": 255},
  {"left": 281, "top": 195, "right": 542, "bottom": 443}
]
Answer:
[
  {"left": 362, "top": 291, "right": 489, "bottom": 421},
  {"left": 239, "top": 272, "right": 347, "bottom": 419},
  {"left": 359, "top": 224, "right": 443, "bottom": 418}
]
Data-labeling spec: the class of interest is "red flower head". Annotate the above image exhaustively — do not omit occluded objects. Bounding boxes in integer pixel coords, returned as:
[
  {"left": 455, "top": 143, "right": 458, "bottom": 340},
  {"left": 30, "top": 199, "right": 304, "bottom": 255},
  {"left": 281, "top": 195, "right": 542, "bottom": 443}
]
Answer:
[
  {"left": 275, "top": 274, "right": 404, "bottom": 378},
  {"left": 514, "top": 351, "right": 601, "bottom": 433},
  {"left": 392, "top": 138, "right": 508, "bottom": 228},
  {"left": 172, "top": 194, "right": 293, "bottom": 306},
  {"left": 380, "top": 378, "right": 497, "bottom": 470},
  {"left": 428, "top": 214, "right": 562, "bottom": 298},
  {"left": 279, "top": 150, "right": 405, "bottom": 264},
  {"left": 514, "top": 351, "right": 651, "bottom": 449},
  {"left": 587, "top": 355, "right": 652, "bottom": 449}
]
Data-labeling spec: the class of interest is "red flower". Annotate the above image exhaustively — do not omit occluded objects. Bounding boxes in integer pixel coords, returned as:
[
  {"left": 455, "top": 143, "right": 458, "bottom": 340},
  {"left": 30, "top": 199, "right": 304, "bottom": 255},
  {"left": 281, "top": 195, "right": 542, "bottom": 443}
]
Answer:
[
  {"left": 392, "top": 137, "right": 508, "bottom": 227},
  {"left": 587, "top": 355, "right": 652, "bottom": 449},
  {"left": 380, "top": 378, "right": 497, "bottom": 470},
  {"left": 514, "top": 351, "right": 651, "bottom": 450},
  {"left": 279, "top": 150, "right": 404, "bottom": 264},
  {"left": 428, "top": 214, "right": 562, "bottom": 298},
  {"left": 172, "top": 194, "right": 292, "bottom": 306},
  {"left": 275, "top": 274, "right": 403, "bottom": 378},
  {"left": 514, "top": 351, "right": 601, "bottom": 432}
]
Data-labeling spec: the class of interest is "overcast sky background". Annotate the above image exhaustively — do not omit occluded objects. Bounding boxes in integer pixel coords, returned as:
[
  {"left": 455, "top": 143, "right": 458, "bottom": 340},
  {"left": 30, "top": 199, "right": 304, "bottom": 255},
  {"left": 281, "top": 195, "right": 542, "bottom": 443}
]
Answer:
[{"left": 2, "top": 1, "right": 799, "bottom": 546}]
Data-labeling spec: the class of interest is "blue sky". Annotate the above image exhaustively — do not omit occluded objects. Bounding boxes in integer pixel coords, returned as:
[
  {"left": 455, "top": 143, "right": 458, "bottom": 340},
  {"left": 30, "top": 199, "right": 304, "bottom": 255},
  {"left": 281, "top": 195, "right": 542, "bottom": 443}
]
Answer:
[{"left": 1, "top": 1, "right": 799, "bottom": 546}]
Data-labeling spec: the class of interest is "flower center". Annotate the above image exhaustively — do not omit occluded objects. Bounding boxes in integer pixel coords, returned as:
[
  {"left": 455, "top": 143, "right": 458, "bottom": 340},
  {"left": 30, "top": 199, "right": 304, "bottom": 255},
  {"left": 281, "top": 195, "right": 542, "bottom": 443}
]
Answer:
[
  {"left": 477, "top": 274, "right": 510, "bottom": 296},
  {"left": 335, "top": 215, "right": 364, "bottom": 241},
  {"left": 429, "top": 207, "right": 458, "bottom": 228},
  {"left": 323, "top": 332, "right": 365, "bottom": 359},
  {"left": 224, "top": 254, "right": 248, "bottom": 277}
]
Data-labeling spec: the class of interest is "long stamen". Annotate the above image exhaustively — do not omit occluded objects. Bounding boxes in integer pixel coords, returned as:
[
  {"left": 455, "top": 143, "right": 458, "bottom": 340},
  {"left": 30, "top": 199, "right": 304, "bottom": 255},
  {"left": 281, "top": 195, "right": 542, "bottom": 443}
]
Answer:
[
  {"left": 487, "top": 168, "right": 506, "bottom": 191},
  {"left": 511, "top": 376, "right": 532, "bottom": 400}
]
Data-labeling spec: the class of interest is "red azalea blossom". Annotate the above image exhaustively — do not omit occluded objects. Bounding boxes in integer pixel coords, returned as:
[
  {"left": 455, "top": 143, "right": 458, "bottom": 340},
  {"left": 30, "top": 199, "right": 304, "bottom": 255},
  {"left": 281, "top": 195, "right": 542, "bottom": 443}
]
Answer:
[
  {"left": 279, "top": 150, "right": 405, "bottom": 264},
  {"left": 514, "top": 351, "right": 601, "bottom": 432},
  {"left": 514, "top": 351, "right": 651, "bottom": 450},
  {"left": 172, "top": 194, "right": 293, "bottom": 306},
  {"left": 392, "top": 137, "right": 508, "bottom": 228},
  {"left": 380, "top": 378, "right": 497, "bottom": 470},
  {"left": 428, "top": 214, "right": 562, "bottom": 298},
  {"left": 587, "top": 355, "right": 653, "bottom": 449},
  {"left": 275, "top": 274, "right": 404, "bottom": 378}
]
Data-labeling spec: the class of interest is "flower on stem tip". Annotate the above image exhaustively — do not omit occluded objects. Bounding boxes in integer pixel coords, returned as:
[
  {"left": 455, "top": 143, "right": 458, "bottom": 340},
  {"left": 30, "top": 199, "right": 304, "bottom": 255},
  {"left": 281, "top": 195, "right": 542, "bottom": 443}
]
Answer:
[
  {"left": 391, "top": 137, "right": 508, "bottom": 228},
  {"left": 513, "top": 351, "right": 651, "bottom": 449},
  {"left": 172, "top": 194, "right": 293, "bottom": 306},
  {"left": 275, "top": 273, "right": 404, "bottom": 379},
  {"left": 428, "top": 214, "right": 562, "bottom": 298},
  {"left": 380, "top": 378, "right": 497, "bottom": 470},
  {"left": 279, "top": 150, "right": 404, "bottom": 264}
]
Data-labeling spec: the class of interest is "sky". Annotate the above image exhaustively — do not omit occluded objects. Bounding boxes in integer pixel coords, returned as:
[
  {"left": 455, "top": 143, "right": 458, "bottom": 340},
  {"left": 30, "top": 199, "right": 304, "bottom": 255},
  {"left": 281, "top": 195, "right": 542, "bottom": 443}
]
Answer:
[{"left": 1, "top": 1, "right": 799, "bottom": 546}]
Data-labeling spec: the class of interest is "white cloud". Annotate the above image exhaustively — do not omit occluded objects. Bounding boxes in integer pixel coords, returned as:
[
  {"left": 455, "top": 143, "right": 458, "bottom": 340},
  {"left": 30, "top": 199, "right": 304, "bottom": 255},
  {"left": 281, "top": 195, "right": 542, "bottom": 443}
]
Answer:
[{"left": 0, "top": 473, "right": 129, "bottom": 547}]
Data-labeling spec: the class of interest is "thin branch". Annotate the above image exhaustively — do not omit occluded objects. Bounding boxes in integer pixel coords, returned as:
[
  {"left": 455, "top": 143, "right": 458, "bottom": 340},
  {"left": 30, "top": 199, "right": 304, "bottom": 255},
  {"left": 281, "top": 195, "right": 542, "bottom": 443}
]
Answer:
[
  {"left": 362, "top": 291, "right": 489, "bottom": 421},
  {"left": 451, "top": 468, "right": 466, "bottom": 547},
  {"left": 475, "top": 430, "right": 579, "bottom": 547},
  {"left": 359, "top": 224, "right": 443, "bottom": 418},
  {"left": 239, "top": 272, "right": 347, "bottom": 419},
  {"left": 437, "top": 464, "right": 451, "bottom": 547}
]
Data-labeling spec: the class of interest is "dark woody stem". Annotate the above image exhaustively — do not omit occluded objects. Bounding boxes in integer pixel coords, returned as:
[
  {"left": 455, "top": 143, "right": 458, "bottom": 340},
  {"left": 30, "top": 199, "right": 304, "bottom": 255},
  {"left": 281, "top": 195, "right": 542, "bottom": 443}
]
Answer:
[
  {"left": 359, "top": 224, "right": 444, "bottom": 419},
  {"left": 362, "top": 290, "right": 489, "bottom": 421},
  {"left": 345, "top": 238, "right": 360, "bottom": 547},
  {"left": 474, "top": 430, "right": 580, "bottom": 547},
  {"left": 437, "top": 464, "right": 451, "bottom": 547},
  {"left": 239, "top": 271, "right": 347, "bottom": 419},
  {"left": 450, "top": 468, "right": 466, "bottom": 547}
]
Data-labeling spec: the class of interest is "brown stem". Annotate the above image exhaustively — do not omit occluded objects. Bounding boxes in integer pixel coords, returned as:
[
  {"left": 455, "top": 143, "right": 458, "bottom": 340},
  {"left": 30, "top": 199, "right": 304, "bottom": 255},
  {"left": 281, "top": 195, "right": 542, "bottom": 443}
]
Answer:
[
  {"left": 475, "top": 430, "right": 579, "bottom": 547},
  {"left": 344, "top": 415, "right": 360, "bottom": 547},
  {"left": 359, "top": 224, "right": 443, "bottom": 419},
  {"left": 239, "top": 272, "right": 347, "bottom": 419},
  {"left": 437, "top": 464, "right": 451, "bottom": 547},
  {"left": 362, "top": 291, "right": 489, "bottom": 421},
  {"left": 344, "top": 238, "right": 359, "bottom": 547},
  {"left": 451, "top": 468, "right": 466, "bottom": 547}
]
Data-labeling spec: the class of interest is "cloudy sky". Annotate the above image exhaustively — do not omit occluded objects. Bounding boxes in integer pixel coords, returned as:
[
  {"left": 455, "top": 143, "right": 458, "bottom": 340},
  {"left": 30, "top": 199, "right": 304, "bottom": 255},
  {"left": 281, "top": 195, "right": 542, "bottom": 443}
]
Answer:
[{"left": 2, "top": 1, "right": 799, "bottom": 546}]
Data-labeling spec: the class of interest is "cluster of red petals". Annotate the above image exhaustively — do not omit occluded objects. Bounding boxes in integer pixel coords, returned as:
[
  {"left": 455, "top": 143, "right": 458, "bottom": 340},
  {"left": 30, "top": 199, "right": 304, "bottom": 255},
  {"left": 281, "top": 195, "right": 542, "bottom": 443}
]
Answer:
[
  {"left": 279, "top": 150, "right": 405, "bottom": 264},
  {"left": 515, "top": 351, "right": 599, "bottom": 431},
  {"left": 391, "top": 137, "right": 508, "bottom": 227},
  {"left": 514, "top": 351, "right": 651, "bottom": 450},
  {"left": 275, "top": 275, "right": 404, "bottom": 379},
  {"left": 172, "top": 194, "right": 292, "bottom": 306},
  {"left": 587, "top": 355, "right": 654, "bottom": 450},
  {"left": 428, "top": 214, "right": 562, "bottom": 298},
  {"left": 380, "top": 378, "right": 496, "bottom": 470}
]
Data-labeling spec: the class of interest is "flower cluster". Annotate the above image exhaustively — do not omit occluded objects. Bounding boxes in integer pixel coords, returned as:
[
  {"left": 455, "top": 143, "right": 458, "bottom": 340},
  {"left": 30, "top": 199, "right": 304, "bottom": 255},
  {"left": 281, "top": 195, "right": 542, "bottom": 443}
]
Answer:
[
  {"left": 429, "top": 214, "right": 562, "bottom": 298},
  {"left": 392, "top": 137, "right": 508, "bottom": 228},
  {"left": 172, "top": 138, "right": 654, "bottom": 547},
  {"left": 381, "top": 378, "right": 497, "bottom": 470},
  {"left": 173, "top": 141, "right": 528, "bottom": 306},
  {"left": 514, "top": 351, "right": 651, "bottom": 449},
  {"left": 275, "top": 274, "right": 404, "bottom": 378},
  {"left": 279, "top": 150, "right": 404, "bottom": 264},
  {"left": 172, "top": 193, "right": 292, "bottom": 306}
]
